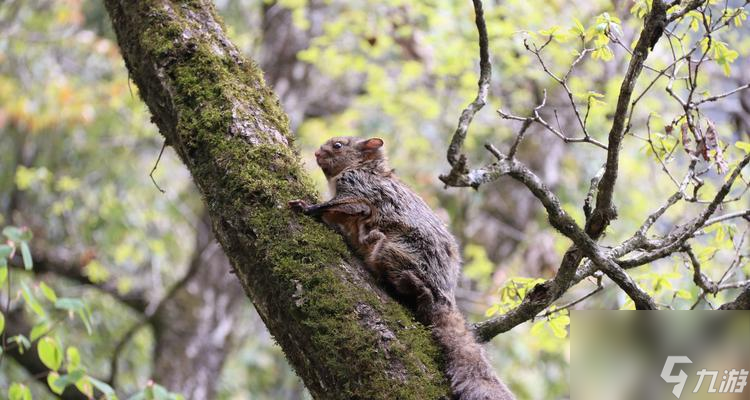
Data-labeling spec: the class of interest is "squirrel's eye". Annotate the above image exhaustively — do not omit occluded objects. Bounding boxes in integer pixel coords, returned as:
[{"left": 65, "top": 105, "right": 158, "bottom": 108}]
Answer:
[{"left": 333, "top": 142, "right": 343, "bottom": 149}]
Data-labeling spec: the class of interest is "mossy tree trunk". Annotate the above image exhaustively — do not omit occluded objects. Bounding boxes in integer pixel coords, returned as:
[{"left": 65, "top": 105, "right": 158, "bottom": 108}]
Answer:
[{"left": 103, "top": 1, "right": 450, "bottom": 398}]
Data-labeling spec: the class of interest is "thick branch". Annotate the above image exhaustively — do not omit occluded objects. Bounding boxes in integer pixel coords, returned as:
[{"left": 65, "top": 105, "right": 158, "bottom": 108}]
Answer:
[
  {"left": 473, "top": 247, "right": 583, "bottom": 341},
  {"left": 471, "top": 150, "right": 660, "bottom": 340},
  {"left": 718, "top": 284, "right": 750, "bottom": 309},
  {"left": 10, "top": 251, "right": 148, "bottom": 313},
  {"left": 476, "top": 151, "right": 747, "bottom": 337},
  {"left": 586, "top": 0, "right": 668, "bottom": 239},
  {"left": 668, "top": 0, "right": 708, "bottom": 22}
]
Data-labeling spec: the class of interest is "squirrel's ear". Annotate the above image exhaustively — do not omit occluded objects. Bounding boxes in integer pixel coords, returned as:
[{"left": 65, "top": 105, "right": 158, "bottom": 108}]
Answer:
[{"left": 359, "top": 137, "right": 384, "bottom": 151}]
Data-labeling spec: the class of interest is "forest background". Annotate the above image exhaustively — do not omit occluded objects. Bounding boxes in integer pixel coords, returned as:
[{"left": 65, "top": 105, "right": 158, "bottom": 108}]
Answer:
[{"left": 1, "top": 0, "right": 749, "bottom": 399}]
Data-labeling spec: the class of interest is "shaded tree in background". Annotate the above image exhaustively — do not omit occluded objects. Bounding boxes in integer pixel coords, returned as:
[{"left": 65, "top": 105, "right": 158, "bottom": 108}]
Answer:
[{"left": 0, "top": 0, "right": 748, "bottom": 399}]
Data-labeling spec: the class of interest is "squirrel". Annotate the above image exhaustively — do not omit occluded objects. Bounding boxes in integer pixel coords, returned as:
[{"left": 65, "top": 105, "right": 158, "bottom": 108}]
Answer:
[{"left": 289, "top": 136, "right": 515, "bottom": 400}]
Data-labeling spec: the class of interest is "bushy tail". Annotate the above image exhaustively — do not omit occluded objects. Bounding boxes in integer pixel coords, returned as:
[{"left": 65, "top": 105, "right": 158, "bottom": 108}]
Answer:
[{"left": 430, "top": 303, "right": 515, "bottom": 400}]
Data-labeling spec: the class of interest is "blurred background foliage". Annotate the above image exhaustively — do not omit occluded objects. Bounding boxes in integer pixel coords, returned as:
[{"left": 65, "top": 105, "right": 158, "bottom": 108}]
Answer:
[{"left": 0, "top": 0, "right": 748, "bottom": 399}]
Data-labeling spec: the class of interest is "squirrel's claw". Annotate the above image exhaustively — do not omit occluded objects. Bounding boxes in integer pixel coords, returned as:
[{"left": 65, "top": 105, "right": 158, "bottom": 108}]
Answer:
[{"left": 288, "top": 199, "right": 309, "bottom": 213}]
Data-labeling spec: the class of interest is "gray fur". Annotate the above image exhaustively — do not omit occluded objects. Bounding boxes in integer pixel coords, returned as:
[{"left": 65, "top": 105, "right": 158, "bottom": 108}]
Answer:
[{"left": 290, "top": 137, "right": 515, "bottom": 400}]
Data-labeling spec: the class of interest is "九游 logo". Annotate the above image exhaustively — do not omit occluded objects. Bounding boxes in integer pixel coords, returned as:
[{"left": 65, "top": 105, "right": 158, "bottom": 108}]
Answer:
[{"left": 661, "top": 356, "right": 748, "bottom": 398}]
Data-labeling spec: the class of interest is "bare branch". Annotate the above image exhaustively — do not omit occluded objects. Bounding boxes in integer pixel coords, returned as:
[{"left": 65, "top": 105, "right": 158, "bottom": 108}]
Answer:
[
  {"left": 684, "top": 246, "right": 718, "bottom": 294},
  {"left": 599, "top": 260, "right": 657, "bottom": 309},
  {"left": 694, "top": 82, "right": 750, "bottom": 105},
  {"left": 524, "top": 38, "right": 596, "bottom": 142},
  {"left": 583, "top": 166, "right": 605, "bottom": 220},
  {"left": 474, "top": 248, "right": 584, "bottom": 342},
  {"left": 444, "top": 0, "right": 490, "bottom": 171},
  {"left": 507, "top": 120, "right": 533, "bottom": 160},
  {"left": 617, "top": 153, "right": 750, "bottom": 268},
  {"left": 452, "top": 0, "right": 747, "bottom": 342},
  {"left": 613, "top": 161, "right": 695, "bottom": 257},
  {"left": 475, "top": 149, "right": 747, "bottom": 337},
  {"left": 149, "top": 139, "right": 168, "bottom": 193},
  {"left": 668, "top": 0, "right": 707, "bottom": 22},
  {"left": 586, "top": 0, "right": 668, "bottom": 239},
  {"left": 690, "top": 228, "right": 749, "bottom": 308},
  {"left": 539, "top": 285, "right": 604, "bottom": 318},
  {"left": 703, "top": 209, "right": 750, "bottom": 227},
  {"left": 496, "top": 101, "right": 608, "bottom": 150}
]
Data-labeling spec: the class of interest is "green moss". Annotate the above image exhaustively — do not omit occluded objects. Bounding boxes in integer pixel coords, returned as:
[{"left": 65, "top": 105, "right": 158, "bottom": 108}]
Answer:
[{"left": 116, "top": 1, "right": 450, "bottom": 397}]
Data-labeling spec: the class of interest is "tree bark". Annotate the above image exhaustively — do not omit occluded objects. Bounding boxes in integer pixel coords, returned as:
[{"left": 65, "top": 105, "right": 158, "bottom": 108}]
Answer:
[{"left": 103, "top": 1, "right": 451, "bottom": 399}]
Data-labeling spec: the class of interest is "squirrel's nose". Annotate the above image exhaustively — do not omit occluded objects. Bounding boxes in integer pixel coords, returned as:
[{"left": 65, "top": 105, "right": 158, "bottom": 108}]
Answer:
[{"left": 314, "top": 149, "right": 322, "bottom": 158}]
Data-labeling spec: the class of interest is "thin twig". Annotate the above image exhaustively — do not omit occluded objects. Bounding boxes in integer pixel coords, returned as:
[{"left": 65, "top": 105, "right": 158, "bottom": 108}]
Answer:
[
  {"left": 694, "top": 83, "right": 750, "bottom": 105},
  {"left": 150, "top": 140, "right": 167, "bottom": 194},
  {"left": 507, "top": 119, "right": 533, "bottom": 159},
  {"left": 539, "top": 285, "right": 605, "bottom": 318}
]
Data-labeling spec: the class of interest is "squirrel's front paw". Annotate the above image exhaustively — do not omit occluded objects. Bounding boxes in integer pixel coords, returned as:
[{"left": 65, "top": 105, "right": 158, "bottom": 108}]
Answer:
[{"left": 288, "top": 199, "right": 309, "bottom": 213}]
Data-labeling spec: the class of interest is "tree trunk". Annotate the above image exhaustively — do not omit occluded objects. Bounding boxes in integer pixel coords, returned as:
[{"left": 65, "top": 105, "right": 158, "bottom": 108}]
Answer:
[
  {"left": 151, "top": 211, "right": 245, "bottom": 399},
  {"left": 103, "top": 1, "right": 451, "bottom": 399}
]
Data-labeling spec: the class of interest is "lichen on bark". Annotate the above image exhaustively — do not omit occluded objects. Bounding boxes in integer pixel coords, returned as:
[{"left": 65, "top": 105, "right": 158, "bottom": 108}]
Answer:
[{"left": 104, "top": 0, "right": 451, "bottom": 398}]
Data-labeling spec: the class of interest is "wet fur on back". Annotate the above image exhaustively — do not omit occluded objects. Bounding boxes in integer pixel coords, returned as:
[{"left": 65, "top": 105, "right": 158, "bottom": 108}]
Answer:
[{"left": 290, "top": 137, "right": 515, "bottom": 400}]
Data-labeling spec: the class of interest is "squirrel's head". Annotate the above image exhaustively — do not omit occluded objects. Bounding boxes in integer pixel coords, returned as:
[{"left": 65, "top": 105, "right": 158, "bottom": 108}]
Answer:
[{"left": 314, "top": 136, "right": 385, "bottom": 178}]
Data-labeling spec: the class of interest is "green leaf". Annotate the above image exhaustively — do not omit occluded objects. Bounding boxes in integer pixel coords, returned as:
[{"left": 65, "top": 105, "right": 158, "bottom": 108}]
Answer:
[
  {"left": 3, "top": 226, "right": 23, "bottom": 242},
  {"left": 715, "top": 225, "right": 726, "bottom": 242},
  {"left": 75, "top": 376, "right": 94, "bottom": 398},
  {"left": 530, "top": 320, "right": 546, "bottom": 336},
  {"left": 89, "top": 377, "right": 119, "bottom": 400},
  {"left": 52, "top": 369, "right": 86, "bottom": 390},
  {"left": 10, "top": 334, "right": 31, "bottom": 353},
  {"left": 29, "top": 321, "right": 49, "bottom": 342},
  {"left": 592, "top": 46, "right": 614, "bottom": 61},
  {"left": 0, "top": 244, "right": 13, "bottom": 259},
  {"left": 21, "top": 282, "right": 46, "bottom": 318},
  {"left": 67, "top": 346, "right": 81, "bottom": 370},
  {"left": 48, "top": 372, "right": 65, "bottom": 395},
  {"left": 0, "top": 311, "right": 4, "bottom": 335},
  {"left": 55, "top": 297, "right": 85, "bottom": 312},
  {"left": 572, "top": 18, "right": 585, "bottom": 35},
  {"left": 485, "top": 304, "right": 499, "bottom": 317},
  {"left": 2, "top": 226, "right": 32, "bottom": 242},
  {"left": 20, "top": 241, "right": 32, "bottom": 270},
  {"left": 78, "top": 308, "right": 93, "bottom": 334},
  {"left": 39, "top": 282, "right": 57, "bottom": 302},
  {"left": 676, "top": 289, "right": 693, "bottom": 300},
  {"left": 549, "top": 315, "right": 571, "bottom": 338},
  {"left": 736, "top": 141, "right": 750, "bottom": 153},
  {"left": 55, "top": 298, "right": 93, "bottom": 334},
  {"left": 463, "top": 244, "right": 493, "bottom": 281},
  {"left": 151, "top": 383, "right": 180, "bottom": 400},
  {"left": 38, "top": 336, "right": 63, "bottom": 371},
  {"left": 8, "top": 383, "right": 32, "bottom": 400},
  {"left": 0, "top": 265, "right": 7, "bottom": 287}
]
